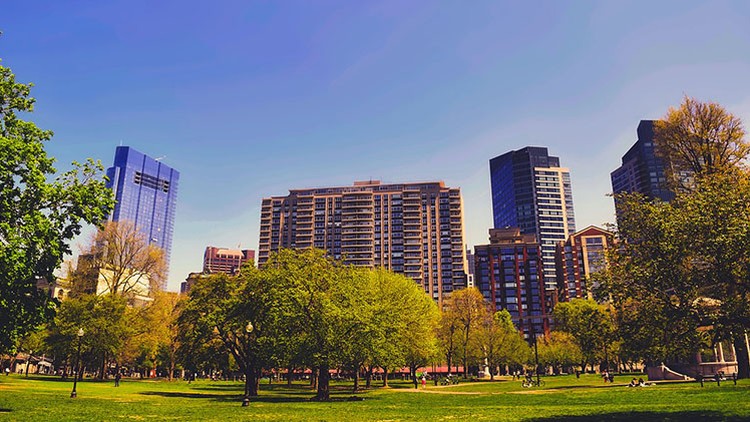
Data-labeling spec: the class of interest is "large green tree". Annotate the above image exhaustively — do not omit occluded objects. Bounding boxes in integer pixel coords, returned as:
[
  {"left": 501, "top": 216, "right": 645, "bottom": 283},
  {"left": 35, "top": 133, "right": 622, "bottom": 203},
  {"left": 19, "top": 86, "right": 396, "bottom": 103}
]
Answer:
[
  {"left": 0, "top": 63, "right": 114, "bottom": 353},
  {"left": 472, "top": 310, "right": 531, "bottom": 379},
  {"left": 442, "top": 287, "right": 488, "bottom": 378},
  {"left": 553, "top": 299, "right": 614, "bottom": 372}
]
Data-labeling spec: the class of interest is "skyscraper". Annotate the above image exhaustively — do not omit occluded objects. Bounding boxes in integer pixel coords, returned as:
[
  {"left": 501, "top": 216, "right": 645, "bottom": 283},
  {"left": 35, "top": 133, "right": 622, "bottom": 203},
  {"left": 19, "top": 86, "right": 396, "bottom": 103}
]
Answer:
[
  {"left": 610, "top": 120, "right": 673, "bottom": 203},
  {"left": 106, "top": 146, "right": 179, "bottom": 283},
  {"left": 258, "top": 180, "right": 467, "bottom": 304},
  {"left": 489, "top": 147, "right": 576, "bottom": 290}
]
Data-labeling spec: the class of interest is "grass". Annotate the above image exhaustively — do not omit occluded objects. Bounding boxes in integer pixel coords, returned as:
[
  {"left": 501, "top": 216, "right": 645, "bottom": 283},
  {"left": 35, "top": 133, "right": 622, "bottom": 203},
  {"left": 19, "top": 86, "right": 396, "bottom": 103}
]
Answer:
[{"left": 1, "top": 373, "right": 749, "bottom": 421}]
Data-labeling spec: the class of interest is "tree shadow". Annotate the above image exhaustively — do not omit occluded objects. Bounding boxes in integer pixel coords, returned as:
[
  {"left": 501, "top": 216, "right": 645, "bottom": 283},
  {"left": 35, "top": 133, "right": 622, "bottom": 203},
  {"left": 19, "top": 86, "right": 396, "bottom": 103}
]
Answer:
[
  {"left": 528, "top": 411, "right": 744, "bottom": 421},
  {"left": 139, "top": 389, "right": 373, "bottom": 404}
]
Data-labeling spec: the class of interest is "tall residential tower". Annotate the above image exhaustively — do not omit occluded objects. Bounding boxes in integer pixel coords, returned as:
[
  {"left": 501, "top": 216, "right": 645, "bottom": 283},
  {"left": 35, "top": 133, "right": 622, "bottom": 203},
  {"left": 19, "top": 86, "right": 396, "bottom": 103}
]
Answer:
[
  {"left": 489, "top": 147, "right": 576, "bottom": 290},
  {"left": 258, "top": 180, "right": 467, "bottom": 304},
  {"left": 106, "top": 146, "right": 179, "bottom": 284}
]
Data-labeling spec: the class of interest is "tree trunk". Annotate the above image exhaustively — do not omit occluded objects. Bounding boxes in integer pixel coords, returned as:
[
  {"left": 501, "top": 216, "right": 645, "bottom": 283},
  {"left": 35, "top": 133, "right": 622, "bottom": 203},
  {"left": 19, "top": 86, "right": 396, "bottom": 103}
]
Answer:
[
  {"left": 287, "top": 365, "right": 293, "bottom": 386},
  {"left": 25, "top": 351, "right": 32, "bottom": 378},
  {"left": 382, "top": 367, "right": 389, "bottom": 387},
  {"left": 249, "top": 367, "right": 260, "bottom": 396},
  {"left": 733, "top": 332, "right": 750, "bottom": 379},
  {"left": 412, "top": 365, "right": 418, "bottom": 389},
  {"left": 353, "top": 367, "right": 360, "bottom": 392},
  {"left": 98, "top": 352, "right": 107, "bottom": 380},
  {"left": 316, "top": 364, "right": 330, "bottom": 401},
  {"left": 365, "top": 366, "right": 373, "bottom": 388},
  {"left": 310, "top": 367, "right": 317, "bottom": 389}
]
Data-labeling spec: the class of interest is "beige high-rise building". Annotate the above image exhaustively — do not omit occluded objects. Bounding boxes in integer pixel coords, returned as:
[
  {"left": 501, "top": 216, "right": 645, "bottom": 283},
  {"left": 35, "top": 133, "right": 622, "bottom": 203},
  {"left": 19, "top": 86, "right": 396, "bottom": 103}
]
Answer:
[{"left": 258, "top": 180, "right": 467, "bottom": 303}]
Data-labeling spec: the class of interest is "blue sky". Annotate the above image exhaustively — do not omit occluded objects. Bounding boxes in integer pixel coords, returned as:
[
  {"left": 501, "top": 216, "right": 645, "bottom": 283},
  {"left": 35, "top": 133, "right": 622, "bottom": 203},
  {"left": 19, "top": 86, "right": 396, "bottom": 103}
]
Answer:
[{"left": 3, "top": 1, "right": 750, "bottom": 291}]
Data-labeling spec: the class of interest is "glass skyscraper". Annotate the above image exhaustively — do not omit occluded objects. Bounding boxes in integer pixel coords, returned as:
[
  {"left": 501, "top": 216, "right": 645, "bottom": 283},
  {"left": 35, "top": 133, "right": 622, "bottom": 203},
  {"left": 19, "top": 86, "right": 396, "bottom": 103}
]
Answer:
[
  {"left": 106, "top": 146, "right": 179, "bottom": 284},
  {"left": 489, "top": 147, "right": 576, "bottom": 290},
  {"left": 610, "top": 120, "right": 674, "bottom": 205}
]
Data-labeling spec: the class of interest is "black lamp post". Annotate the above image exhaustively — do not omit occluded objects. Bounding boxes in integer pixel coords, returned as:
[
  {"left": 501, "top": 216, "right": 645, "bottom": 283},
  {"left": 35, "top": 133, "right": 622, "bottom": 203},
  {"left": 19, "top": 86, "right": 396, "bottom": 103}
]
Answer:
[
  {"left": 242, "top": 321, "right": 253, "bottom": 407},
  {"left": 70, "top": 328, "right": 84, "bottom": 398},
  {"left": 533, "top": 332, "right": 541, "bottom": 386}
]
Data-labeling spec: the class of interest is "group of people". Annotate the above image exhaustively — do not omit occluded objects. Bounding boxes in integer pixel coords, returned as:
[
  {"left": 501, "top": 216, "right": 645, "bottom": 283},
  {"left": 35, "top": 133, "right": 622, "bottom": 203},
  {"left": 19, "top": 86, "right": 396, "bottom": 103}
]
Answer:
[
  {"left": 601, "top": 370, "right": 615, "bottom": 383},
  {"left": 628, "top": 377, "right": 647, "bottom": 387}
]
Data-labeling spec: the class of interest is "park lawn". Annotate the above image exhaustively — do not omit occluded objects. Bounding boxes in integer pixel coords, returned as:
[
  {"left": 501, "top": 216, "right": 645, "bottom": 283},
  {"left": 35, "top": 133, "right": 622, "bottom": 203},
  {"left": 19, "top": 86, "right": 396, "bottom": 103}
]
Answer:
[{"left": 0, "top": 374, "right": 749, "bottom": 421}]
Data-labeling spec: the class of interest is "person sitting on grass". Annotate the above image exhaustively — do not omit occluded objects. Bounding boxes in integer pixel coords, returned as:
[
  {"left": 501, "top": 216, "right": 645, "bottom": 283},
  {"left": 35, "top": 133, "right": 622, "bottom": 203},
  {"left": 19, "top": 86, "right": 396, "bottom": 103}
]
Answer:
[
  {"left": 638, "top": 377, "right": 645, "bottom": 387},
  {"left": 628, "top": 378, "right": 638, "bottom": 387}
]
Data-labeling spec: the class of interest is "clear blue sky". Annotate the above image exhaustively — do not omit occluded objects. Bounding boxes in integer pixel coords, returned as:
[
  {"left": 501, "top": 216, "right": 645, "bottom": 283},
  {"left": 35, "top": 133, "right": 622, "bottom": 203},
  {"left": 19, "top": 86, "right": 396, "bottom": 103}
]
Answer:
[{"left": 3, "top": 1, "right": 750, "bottom": 291}]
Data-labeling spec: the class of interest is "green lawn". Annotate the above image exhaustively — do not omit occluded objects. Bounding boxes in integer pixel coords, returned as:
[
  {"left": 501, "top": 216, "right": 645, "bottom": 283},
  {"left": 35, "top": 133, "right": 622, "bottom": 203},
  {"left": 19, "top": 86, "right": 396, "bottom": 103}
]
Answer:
[{"left": 1, "top": 373, "right": 748, "bottom": 421}]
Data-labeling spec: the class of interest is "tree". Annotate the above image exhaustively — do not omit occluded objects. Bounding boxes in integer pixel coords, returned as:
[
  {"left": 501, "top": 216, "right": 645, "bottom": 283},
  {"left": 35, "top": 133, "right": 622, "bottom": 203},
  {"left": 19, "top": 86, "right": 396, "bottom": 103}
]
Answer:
[
  {"left": 0, "top": 62, "right": 114, "bottom": 353},
  {"left": 537, "top": 332, "right": 583, "bottom": 375},
  {"left": 176, "top": 272, "right": 258, "bottom": 392},
  {"left": 48, "top": 294, "right": 133, "bottom": 379},
  {"left": 133, "top": 291, "right": 181, "bottom": 380},
  {"left": 654, "top": 96, "right": 748, "bottom": 187},
  {"left": 71, "top": 220, "right": 166, "bottom": 300},
  {"left": 603, "top": 175, "right": 750, "bottom": 377},
  {"left": 472, "top": 310, "right": 530, "bottom": 379},
  {"left": 443, "top": 287, "right": 488, "bottom": 378},
  {"left": 552, "top": 299, "right": 614, "bottom": 372}
]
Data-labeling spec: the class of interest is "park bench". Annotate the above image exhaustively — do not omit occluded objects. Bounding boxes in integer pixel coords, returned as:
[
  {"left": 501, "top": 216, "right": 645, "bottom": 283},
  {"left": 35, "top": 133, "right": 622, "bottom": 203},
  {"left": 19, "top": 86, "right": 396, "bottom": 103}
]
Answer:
[{"left": 696, "top": 372, "right": 737, "bottom": 387}]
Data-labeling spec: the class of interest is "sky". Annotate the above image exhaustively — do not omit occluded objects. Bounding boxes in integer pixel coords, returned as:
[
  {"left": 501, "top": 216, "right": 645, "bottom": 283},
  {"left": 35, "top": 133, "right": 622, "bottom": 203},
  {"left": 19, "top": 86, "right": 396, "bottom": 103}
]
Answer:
[{"left": 3, "top": 1, "right": 750, "bottom": 291}]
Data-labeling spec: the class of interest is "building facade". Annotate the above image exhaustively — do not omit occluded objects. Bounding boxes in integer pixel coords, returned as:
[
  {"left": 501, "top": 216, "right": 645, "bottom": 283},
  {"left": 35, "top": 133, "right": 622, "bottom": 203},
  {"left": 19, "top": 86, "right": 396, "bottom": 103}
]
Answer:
[
  {"left": 106, "top": 146, "right": 179, "bottom": 284},
  {"left": 489, "top": 147, "right": 576, "bottom": 290},
  {"left": 610, "top": 120, "right": 673, "bottom": 203},
  {"left": 555, "top": 225, "right": 614, "bottom": 302},
  {"left": 203, "top": 246, "right": 255, "bottom": 275},
  {"left": 258, "top": 180, "right": 467, "bottom": 303},
  {"left": 474, "top": 228, "right": 550, "bottom": 338}
]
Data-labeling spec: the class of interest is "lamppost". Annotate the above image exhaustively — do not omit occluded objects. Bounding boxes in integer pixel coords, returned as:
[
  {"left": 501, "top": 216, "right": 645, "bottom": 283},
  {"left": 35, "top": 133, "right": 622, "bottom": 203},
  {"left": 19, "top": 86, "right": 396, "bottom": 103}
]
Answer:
[
  {"left": 533, "top": 332, "right": 541, "bottom": 386},
  {"left": 242, "top": 321, "right": 253, "bottom": 407},
  {"left": 70, "top": 328, "right": 84, "bottom": 398}
]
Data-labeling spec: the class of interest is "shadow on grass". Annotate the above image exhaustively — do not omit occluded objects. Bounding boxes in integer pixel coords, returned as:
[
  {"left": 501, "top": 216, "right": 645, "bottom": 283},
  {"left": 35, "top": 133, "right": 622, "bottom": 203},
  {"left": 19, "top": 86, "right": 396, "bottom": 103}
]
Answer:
[
  {"left": 528, "top": 410, "right": 744, "bottom": 421},
  {"left": 140, "top": 389, "right": 373, "bottom": 404},
  {"left": 0, "top": 409, "right": 11, "bottom": 413}
]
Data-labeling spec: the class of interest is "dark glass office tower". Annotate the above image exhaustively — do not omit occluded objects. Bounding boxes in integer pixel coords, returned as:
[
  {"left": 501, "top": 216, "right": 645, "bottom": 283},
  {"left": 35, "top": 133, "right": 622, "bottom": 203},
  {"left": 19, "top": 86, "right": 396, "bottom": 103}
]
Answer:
[
  {"left": 489, "top": 147, "right": 576, "bottom": 290},
  {"left": 106, "top": 146, "right": 179, "bottom": 285},
  {"left": 610, "top": 120, "right": 673, "bottom": 203}
]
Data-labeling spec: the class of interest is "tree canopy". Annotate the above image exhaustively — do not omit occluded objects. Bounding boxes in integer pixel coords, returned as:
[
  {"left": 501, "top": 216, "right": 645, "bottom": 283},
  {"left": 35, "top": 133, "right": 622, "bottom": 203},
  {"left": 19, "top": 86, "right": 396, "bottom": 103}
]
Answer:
[{"left": 0, "top": 62, "right": 114, "bottom": 353}]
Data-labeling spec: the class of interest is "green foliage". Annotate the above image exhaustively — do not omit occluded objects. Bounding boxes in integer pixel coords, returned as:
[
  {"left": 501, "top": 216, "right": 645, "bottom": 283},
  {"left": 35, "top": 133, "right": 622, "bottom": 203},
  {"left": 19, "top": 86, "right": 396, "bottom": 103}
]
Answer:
[
  {"left": 472, "top": 310, "right": 531, "bottom": 379},
  {"left": 0, "top": 62, "right": 114, "bottom": 352},
  {"left": 176, "top": 249, "right": 440, "bottom": 400},
  {"left": 537, "top": 331, "right": 583, "bottom": 373},
  {"left": 441, "top": 287, "right": 487, "bottom": 377},
  {"left": 47, "top": 294, "right": 132, "bottom": 373},
  {"left": 603, "top": 97, "right": 750, "bottom": 376},
  {"left": 553, "top": 299, "right": 614, "bottom": 370}
]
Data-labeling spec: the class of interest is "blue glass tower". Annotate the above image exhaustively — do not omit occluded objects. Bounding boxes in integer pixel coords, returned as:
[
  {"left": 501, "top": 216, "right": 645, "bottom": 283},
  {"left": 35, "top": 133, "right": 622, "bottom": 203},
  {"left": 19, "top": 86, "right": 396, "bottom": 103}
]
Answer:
[
  {"left": 106, "top": 146, "right": 179, "bottom": 284},
  {"left": 610, "top": 120, "right": 674, "bottom": 203},
  {"left": 489, "top": 147, "right": 576, "bottom": 290}
]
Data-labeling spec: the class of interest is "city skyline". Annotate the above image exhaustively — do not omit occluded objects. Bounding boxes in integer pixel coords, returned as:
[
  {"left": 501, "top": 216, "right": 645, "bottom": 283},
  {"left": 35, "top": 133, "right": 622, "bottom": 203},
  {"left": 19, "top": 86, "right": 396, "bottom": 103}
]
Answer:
[{"left": 3, "top": 1, "right": 750, "bottom": 291}]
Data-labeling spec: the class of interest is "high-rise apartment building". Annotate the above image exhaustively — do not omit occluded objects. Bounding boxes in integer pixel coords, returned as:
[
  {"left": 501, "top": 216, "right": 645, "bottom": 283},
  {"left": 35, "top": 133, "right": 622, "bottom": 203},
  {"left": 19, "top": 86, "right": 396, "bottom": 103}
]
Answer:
[
  {"left": 258, "top": 181, "right": 467, "bottom": 303},
  {"left": 555, "top": 225, "right": 614, "bottom": 302},
  {"left": 474, "top": 228, "right": 550, "bottom": 338},
  {"left": 489, "top": 147, "right": 576, "bottom": 290},
  {"left": 203, "top": 246, "right": 255, "bottom": 275},
  {"left": 610, "top": 120, "right": 673, "bottom": 203},
  {"left": 106, "top": 146, "right": 179, "bottom": 285}
]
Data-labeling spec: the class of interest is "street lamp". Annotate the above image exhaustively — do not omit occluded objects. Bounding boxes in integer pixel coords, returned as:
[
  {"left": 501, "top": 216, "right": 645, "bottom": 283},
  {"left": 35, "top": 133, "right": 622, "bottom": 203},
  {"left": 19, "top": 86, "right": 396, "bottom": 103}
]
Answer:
[
  {"left": 242, "top": 321, "right": 253, "bottom": 407},
  {"left": 70, "top": 328, "right": 84, "bottom": 398}
]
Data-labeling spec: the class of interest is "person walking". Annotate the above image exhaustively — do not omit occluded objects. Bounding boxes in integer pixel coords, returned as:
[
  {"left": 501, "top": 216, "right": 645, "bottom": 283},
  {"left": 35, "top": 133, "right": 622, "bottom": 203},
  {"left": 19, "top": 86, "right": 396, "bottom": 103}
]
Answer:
[{"left": 115, "top": 372, "right": 122, "bottom": 387}]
